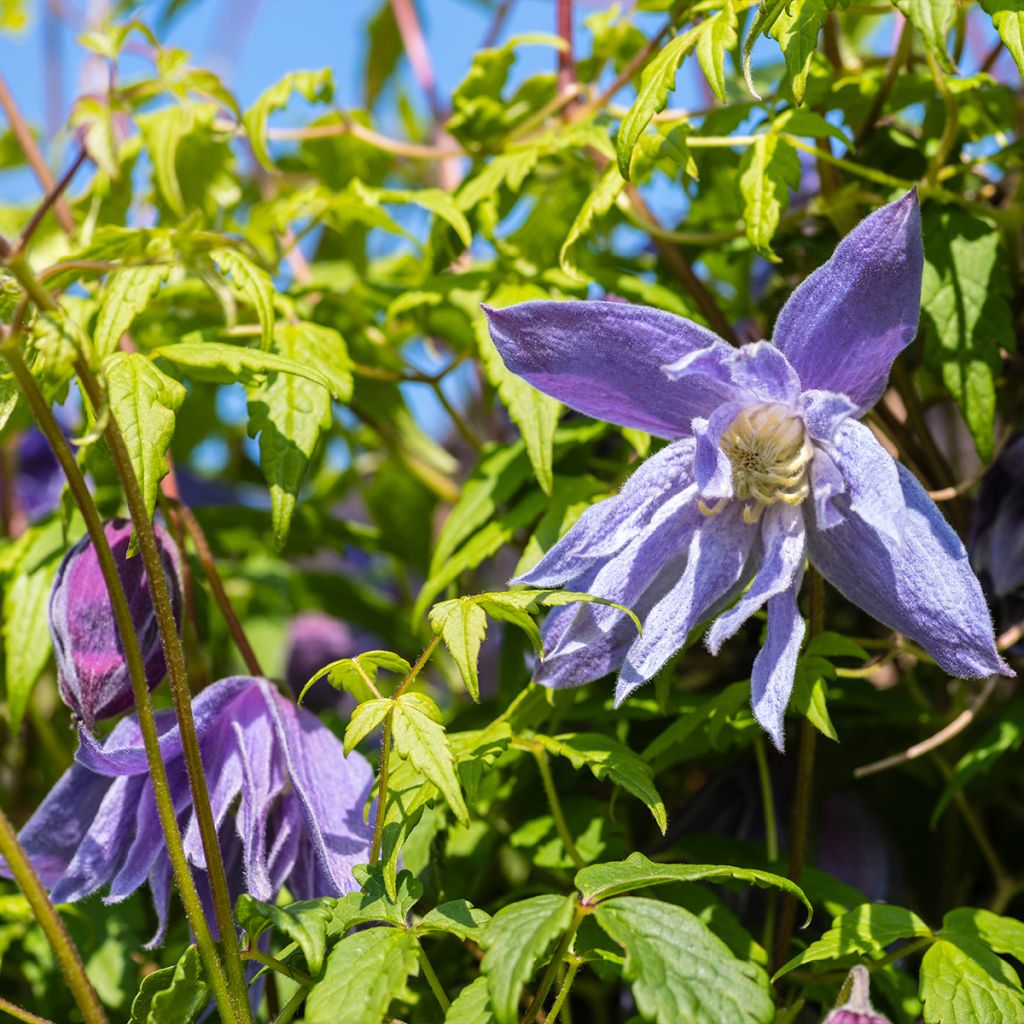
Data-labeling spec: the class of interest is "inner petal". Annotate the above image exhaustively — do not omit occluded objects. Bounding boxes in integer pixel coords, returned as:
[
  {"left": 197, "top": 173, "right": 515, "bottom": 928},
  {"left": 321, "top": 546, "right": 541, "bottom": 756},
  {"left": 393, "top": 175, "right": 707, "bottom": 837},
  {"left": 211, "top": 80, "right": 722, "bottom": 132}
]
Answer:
[{"left": 719, "top": 403, "right": 813, "bottom": 519}]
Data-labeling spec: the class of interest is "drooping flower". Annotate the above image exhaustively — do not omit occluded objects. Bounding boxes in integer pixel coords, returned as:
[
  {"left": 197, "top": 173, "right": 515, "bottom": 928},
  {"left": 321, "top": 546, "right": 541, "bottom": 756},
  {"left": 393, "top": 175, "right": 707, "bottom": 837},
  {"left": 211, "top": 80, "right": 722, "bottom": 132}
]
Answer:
[
  {"left": 0, "top": 676, "right": 374, "bottom": 945},
  {"left": 484, "top": 191, "right": 1011, "bottom": 748},
  {"left": 285, "top": 612, "right": 371, "bottom": 712},
  {"left": 823, "top": 965, "right": 892, "bottom": 1024},
  {"left": 970, "top": 432, "right": 1024, "bottom": 650},
  {"left": 7, "top": 427, "right": 65, "bottom": 522},
  {"left": 49, "top": 518, "right": 182, "bottom": 729}
]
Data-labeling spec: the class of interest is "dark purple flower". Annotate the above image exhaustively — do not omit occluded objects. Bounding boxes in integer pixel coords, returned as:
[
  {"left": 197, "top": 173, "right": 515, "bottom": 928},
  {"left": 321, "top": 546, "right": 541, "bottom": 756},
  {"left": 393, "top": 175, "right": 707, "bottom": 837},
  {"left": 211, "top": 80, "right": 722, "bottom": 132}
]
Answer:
[
  {"left": 0, "top": 676, "right": 374, "bottom": 946},
  {"left": 970, "top": 432, "right": 1024, "bottom": 649},
  {"left": 10, "top": 427, "right": 65, "bottom": 521},
  {"left": 823, "top": 965, "right": 892, "bottom": 1024},
  {"left": 49, "top": 519, "right": 182, "bottom": 729},
  {"left": 484, "top": 192, "right": 1011, "bottom": 749},
  {"left": 285, "top": 612, "right": 361, "bottom": 706}
]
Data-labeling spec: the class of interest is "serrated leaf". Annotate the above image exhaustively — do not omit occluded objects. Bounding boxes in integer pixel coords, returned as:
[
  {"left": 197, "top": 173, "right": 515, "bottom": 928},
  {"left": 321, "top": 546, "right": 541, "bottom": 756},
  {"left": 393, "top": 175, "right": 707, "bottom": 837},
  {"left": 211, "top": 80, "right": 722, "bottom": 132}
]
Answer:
[
  {"left": 346, "top": 865, "right": 424, "bottom": 928},
  {"left": 236, "top": 894, "right": 333, "bottom": 974},
  {"left": 418, "top": 900, "right": 491, "bottom": 942},
  {"left": 535, "top": 734, "right": 667, "bottom": 833},
  {"left": 152, "top": 341, "right": 335, "bottom": 393},
  {"left": 445, "top": 976, "right": 496, "bottom": 1023},
  {"left": 617, "top": 24, "right": 701, "bottom": 178},
  {"left": 575, "top": 852, "right": 811, "bottom": 919},
  {"left": 921, "top": 936, "right": 1024, "bottom": 1024},
  {"left": 479, "top": 894, "right": 575, "bottom": 1024},
  {"left": 136, "top": 104, "right": 197, "bottom": 216},
  {"left": 741, "top": 0, "right": 791, "bottom": 99},
  {"left": 769, "top": 0, "right": 827, "bottom": 105},
  {"left": 392, "top": 692, "right": 469, "bottom": 825},
  {"left": 129, "top": 945, "right": 208, "bottom": 1024},
  {"left": 305, "top": 925, "right": 420, "bottom": 1024},
  {"left": 244, "top": 68, "right": 334, "bottom": 172},
  {"left": 360, "top": 183, "right": 473, "bottom": 248},
  {"left": 775, "top": 903, "right": 933, "bottom": 979},
  {"left": 104, "top": 353, "right": 185, "bottom": 521},
  {"left": 429, "top": 598, "right": 488, "bottom": 700},
  {"left": 982, "top": 1, "right": 1024, "bottom": 75},
  {"left": 210, "top": 248, "right": 275, "bottom": 351},
  {"left": 299, "top": 650, "right": 411, "bottom": 705},
  {"left": 697, "top": 0, "right": 739, "bottom": 103},
  {"left": 894, "top": 0, "right": 956, "bottom": 73},
  {"left": 343, "top": 698, "right": 393, "bottom": 755},
  {"left": 944, "top": 908, "right": 1024, "bottom": 964},
  {"left": 560, "top": 162, "right": 627, "bottom": 281},
  {"left": 921, "top": 208, "right": 1014, "bottom": 461},
  {"left": 739, "top": 132, "right": 800, "bottom": 259},
  {"left": 596, "top": 896, "right": 774, "bottom": 1024},
  {"left": 94, "top": 265, "right": 170, "bottom": 359}
]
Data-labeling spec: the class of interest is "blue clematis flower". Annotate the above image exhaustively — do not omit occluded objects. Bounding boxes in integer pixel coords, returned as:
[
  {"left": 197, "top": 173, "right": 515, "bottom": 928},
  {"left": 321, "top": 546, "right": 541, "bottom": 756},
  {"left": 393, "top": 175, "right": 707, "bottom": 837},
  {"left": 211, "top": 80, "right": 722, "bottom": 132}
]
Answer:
[
  {"left": 0, "top": 676, "right": 374, "bottom": 945},
  {"left": 484, "top": 191, "right": 1011, "bottom": 748}
]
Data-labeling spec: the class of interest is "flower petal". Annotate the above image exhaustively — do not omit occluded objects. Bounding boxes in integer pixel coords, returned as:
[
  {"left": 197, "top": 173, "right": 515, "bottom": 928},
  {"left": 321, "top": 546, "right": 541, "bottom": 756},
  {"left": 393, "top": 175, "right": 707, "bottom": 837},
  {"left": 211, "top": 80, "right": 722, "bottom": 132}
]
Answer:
[
  {"left": 707, "top": 504, "right": 806, "bottom": 653},
  {"left": 809, "top": 447, "right": 845, "bottom": 530},
  {"left": 693, "top": 403, "right": 742, "bottom": 501},
  {"left": 484, "top": 300, "right": 728, "bottom": 437},
  {"left": 771, "top": 191, "right": 923, "bottom": 410},
  {"left": 750, "top": 582, "right": 806, "bottom": 751},
  {"left": 834, "top": 420, "right": 905, "bottom": 545},
  {"left": 808, "top": 464, "right": 1012, "bottom": 679},
  {"left": 616, "top": 505, "right": 757, "bottom": 702},
  {"left": 799, "top": 390, "right": 858, "bottom": 443}
]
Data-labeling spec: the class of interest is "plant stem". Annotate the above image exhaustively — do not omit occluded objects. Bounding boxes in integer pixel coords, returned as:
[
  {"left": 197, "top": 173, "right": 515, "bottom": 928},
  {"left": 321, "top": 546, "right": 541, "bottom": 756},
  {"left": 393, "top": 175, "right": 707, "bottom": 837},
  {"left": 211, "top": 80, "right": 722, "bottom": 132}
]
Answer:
[
  {"left": 0, "top": 997, "right": 55, "bottom": 1024},
  {"left": 394, "top": 633, "right": 442, "bottom": 699},
  {"left": 521, "top": 903, "right": 585, "bottom": 1024},
  {"left": 547, "top": 958, "right": 581, "bottom": 1023},
  {"left": 0, "top": 809, "right": 107, "bottom": 1024},
  {"left": 0, "top": 343, "right": 238, "bottom": 1024},
  {"left": 75, "top": 360, "right": 252, "bottom": 1021},
  {"left": 241, "top": 950, "right": 311, "bottom": 987},
  {"left": 15, "top": 148, "right": 87, "bottom": 257},
  {"left": 369, "top": 710, "right": 394, "bottom": 865},
  {"left": 773, "top": 568, "right": 824, "bottom": 971},
  {"left": 271, "top": 987, "right": 308, "bottom": 1024},
  {"left": 754, "top": 736, "right": 780, "bottom": 954},
  {"left": 418, "top": 946, "right": 451, "bottom": 1012},
  {"left": 532, "top": 745, "right": 586, "bottom": 870}
]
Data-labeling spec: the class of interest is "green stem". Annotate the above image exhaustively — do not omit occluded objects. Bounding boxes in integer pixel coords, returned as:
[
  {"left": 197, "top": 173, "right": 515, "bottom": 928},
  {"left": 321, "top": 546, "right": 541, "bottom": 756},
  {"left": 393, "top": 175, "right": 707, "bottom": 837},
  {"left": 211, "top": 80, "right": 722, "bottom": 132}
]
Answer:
[
  {"left": 369, "top": 710, "right": 394, "bottom": 865},
  {"left": 394, "top": 633, "right": 442, "bottom": 699},
  {"left": 532, "top": 746, "right": 586, "bottom": 870},
  {"left": 0, "top": 344, "right": 238, "bottom": 1024},
  {"left": 241, "top": 949, "right": 311, "bottom": 987},
  {"left": 271, "top": 988, "right": 308, "bottom": 1024},
  {"left": 2, "top": 254, "right": 59, "bottom": 312},
  {"left": 75, "top": 360, "right": 252, "bottom": 1022},
  {"left": 521, "top": 903, "right": 585, "bottom": 1024},
  {"left": 547, "top": 958, "right": 581, "bottom": 1023},
  {"left": 418, "top": 946, "right": 451, "bottom": 1012},
  {"left": 0, "top": 810, "right": 107, "bottom": 1024},
  {"left": 754, "top": 736, "right": 780, "bottom": 955}
]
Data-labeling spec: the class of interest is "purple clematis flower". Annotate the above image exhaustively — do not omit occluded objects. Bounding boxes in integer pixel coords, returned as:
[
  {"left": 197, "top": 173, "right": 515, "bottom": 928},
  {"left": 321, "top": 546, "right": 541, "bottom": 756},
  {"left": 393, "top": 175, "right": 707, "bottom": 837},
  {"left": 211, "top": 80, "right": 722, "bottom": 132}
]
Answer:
[
  {"left": 823, "top": 966, "right": 892, "bottom": 1024},
  {"left": 49, "top": 519, "right": 182, "bottom": 730},
  {"left": 0, "top": 676, "right": 374, "bottom": 945},
  {"left": 484, "top": 191, "right": 1011, "bottom": 748}
]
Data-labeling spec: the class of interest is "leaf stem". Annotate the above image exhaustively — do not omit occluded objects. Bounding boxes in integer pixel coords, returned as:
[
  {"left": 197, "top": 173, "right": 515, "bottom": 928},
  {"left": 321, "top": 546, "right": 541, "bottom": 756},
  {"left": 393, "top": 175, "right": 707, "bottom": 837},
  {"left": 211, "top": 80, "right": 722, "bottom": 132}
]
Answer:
[
  {"left": 0, "top": 809, "right": 107, "bottom": 1024},
  {"left": 271, "top": 987, "right": 308, "bottom": 1024},
  {"left": 241, "top": 949, "right": 312, "bottom": 987},
  {"left": 369, "top": 711, "right": 394, "bottom": 865},
  {"left": 75, "top": 359, "right": 253, "bottom": 1022},
  {"left": 521, "top": 902, "right": 585, "bottom": 1024},
  {"left": 547, "top": 957, "right": 581, "bottom": 1023},
  {"left": 418, "top": 946, "right": 451, "bottom": 1012},
  {"left": 532, "top": 745, "right": 586, "bottom": 871}
]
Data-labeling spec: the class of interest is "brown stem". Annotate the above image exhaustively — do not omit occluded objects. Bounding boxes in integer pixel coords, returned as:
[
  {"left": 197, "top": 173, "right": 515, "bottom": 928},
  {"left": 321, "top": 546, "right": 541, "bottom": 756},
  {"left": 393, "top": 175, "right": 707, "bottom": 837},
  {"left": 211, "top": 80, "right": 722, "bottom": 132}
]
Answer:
[
  {"left": 15, "top": 148, "right": 86, "bottom": 256},
  {"left": 855, "top": 17, "right": 912, "bottom": 148},
  {"left": 390, "top": 0, "right": 443, "bottom": 121},
  {"left": 557, "top": 0, "right": 575, "bottom": 95}
]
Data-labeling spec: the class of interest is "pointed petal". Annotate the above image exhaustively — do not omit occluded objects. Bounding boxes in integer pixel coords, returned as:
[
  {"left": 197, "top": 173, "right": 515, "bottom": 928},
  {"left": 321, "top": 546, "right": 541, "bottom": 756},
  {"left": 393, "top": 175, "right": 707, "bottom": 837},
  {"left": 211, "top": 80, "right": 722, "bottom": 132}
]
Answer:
[
  {"left": 772, "top": 191, "right": 923, "bottom": 410},
  {"left": 833, "top": 420, "right": 904, "bottom": 545},
  {"left": 707, "top": 504, "right": 806, "bottom": 653},
  {"left": 809, "top": 447, "right": 845, "bottom": 530},
  {"left": 751, "top": 583, "right": 806, "bottom": 751},
  {"left": 808, "top": 464, "right": 1012, "bottom": 679},
  {"left": 616, "top": 505, "right": 757, "bottom": 701},
  {"left": 516, "top": 440, "right": 694, "bottom": 588},
  {"left": 799, "top": 390, "right": 858, "bottom": 442},
  {"left": 663, "top": 340, "right": 803, "bottom": 407},
  {"left": 484, "top": 300, "right": 727, "bottom": 437}
]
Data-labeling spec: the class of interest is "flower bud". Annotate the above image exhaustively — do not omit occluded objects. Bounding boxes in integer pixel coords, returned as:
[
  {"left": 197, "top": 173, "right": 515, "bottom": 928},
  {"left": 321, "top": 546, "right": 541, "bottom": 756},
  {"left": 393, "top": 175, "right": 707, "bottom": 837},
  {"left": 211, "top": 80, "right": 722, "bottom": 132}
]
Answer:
[
  {"left": 284, "top": 612, "right": 363, "bottom": 713},
  {"left": 49, "top": 519, "right": 182, "bottom": 728},
  {"left": 823, "top": 966, "right": 892, "bottom": 1024}
]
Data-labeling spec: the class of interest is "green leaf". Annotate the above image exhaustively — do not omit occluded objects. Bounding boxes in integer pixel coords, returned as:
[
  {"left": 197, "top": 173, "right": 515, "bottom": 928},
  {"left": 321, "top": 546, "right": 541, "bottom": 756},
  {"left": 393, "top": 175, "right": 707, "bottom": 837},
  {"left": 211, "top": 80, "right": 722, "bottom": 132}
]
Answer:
[
  {"left": 790, "top": 654, "right": 838, "bottom": 741},
  {"left": 894, "top": 0, "right": 956, "bottom": 73},
  {"left": 392, "top": 692, "right": 470, "bottom": 825},
  {"left": 595, "top": 897, "right": 774, "bottom": 1024},
  {"left": 804, "top": 632, "right": 869, "bottom": 661},
  {"left": 479, "top": 894, "right": 575, "bottom": 1024},
  {"left": 305, "top": 925, "right": 420, "bottom": 1024},
  {"left": 418, "top": 900, "right": 491, "bottom": 942},
  {"left": 534, "top": 734, "right": 668, "bottom": 833},
  {"left": 152, "top": 340, "right": 335, "bottom": 393},
  {"left": 94, "top": 265, "right": 170, "bottom": 359},
  {"left": 104, "top": 353, "right": 185, "bottom": 522},
  {"left": 356, "top": 182, "right": 473, "bottom": 248},
  {"left": 775, "top": 903, "right": 933, "bottom": 979},
  {"left": 982, "top": 1, "right": 1024, "bottom": 75},
  {"left": 944, "top": 908, "right": 1024, "bottom": 964},
  {"left": 696, "top": 0, "right": 739, "bottom": 103},
  {"left": 575, "top": 852, "right": 811, "bottom": 921},
  {"left": 739, "top": 132, "right": 800, "bottom": 259},
  {"left": 921, "top": 208, "right": 1014, "bottom": 460},
  {"left": 129, "top": 945, "right": 209, "bottom": 1024},
  {"left": 244, "top": 68, "right": 334, "bottom": 172},
  {"left": 343, "top": 698, "right": 392, "bottom": 754},
  {"left": 235, "top": 894, "right": 333, "bottom": 974},
  {"left": 476, "top": 288, "right": 562, "bottom": 493},
  {"left": 298, "top": 650, "right": 411, "bottom": 705},
  {"left": 429, "top": 598, "right": 488, "bottom": 701},
  {"left": 344, "top": 865, "right": 424, "bottom": 929},
  {"left": 560, "top": 162, "right": 627, "bottom": 280},
  {"left": 617, "top": 23, "right": 702, "bottom": 178},
  {"left": 741, "top": 0, "right": 791, "bottom": 99},
  {"left": 921, "top": 936, "right": 1024, "bottom": 1023},
  {"left": 445, "top": 976, "right": 496, "bottom": 1024},
  {"left": 136, "top": 104, "right": 198, "bottom": 216},
  {"left": 210, "top": 247, "right": 276, "bottom": 351},
  {"left": 769, "top": 0, "right": 827, "bottom": 105}
]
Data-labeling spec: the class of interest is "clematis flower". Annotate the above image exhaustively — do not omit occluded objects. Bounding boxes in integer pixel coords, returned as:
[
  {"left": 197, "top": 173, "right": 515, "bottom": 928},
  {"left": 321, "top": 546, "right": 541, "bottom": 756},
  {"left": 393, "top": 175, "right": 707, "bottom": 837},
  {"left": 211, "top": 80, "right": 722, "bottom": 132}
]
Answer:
[
  {"left": 0, "top": 676, "right": 374, "bottom": 945},
  {"left": 49, "top": 519, "right": 182, "bottom": 729},
  {"left": 285, "top": 612, "right": 370, "bottom": 712},
  {"left": 969, "top": 432, "right": 1024, "bottom": 650},
  {"left": 484, "top": 191, "right": 1011, "bottom": 748},
  {"left": 823, "top": 965, "right": 892, "bottom": 1024}
]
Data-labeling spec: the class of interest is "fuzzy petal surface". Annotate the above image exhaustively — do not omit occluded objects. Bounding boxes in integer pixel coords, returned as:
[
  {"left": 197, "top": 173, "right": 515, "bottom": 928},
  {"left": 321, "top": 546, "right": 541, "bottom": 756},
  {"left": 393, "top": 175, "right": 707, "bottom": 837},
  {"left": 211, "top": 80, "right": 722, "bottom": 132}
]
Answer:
[{"left": 751, "top": 583, "right": 806, "bottom": 750}]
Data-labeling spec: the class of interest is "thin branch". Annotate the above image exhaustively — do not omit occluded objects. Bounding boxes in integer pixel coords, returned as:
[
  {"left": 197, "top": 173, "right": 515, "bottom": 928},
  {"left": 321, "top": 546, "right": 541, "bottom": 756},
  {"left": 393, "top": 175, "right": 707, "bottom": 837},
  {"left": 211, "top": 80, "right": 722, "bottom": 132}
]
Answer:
[
  {"left": 15, "top": 148, "right": 87, "bottom": 256},
  {"left": 391, "top": 0, "right": 443, "bottom": 121},
  {"left": 998, "top": 619, "right": 1024, "bottom": 653},
  {"left": 0, "top": 996, "right": 56, "bottom": 1024},
  {"left": 557, "top": 0, "right": 575, "bottom": 95},
  {"left": 855, "top": 16, "right": 911, "bottom": 148},
  {"left": 481, "top": 0, "right": 515, "bottom": 49}
]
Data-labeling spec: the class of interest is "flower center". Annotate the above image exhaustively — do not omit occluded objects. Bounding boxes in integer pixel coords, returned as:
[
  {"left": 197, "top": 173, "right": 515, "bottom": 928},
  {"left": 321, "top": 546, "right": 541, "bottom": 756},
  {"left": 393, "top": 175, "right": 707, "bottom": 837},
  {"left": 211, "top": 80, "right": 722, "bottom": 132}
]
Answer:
[{"left": 718, "top": 403, "right": 813, "bottom": 522}]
